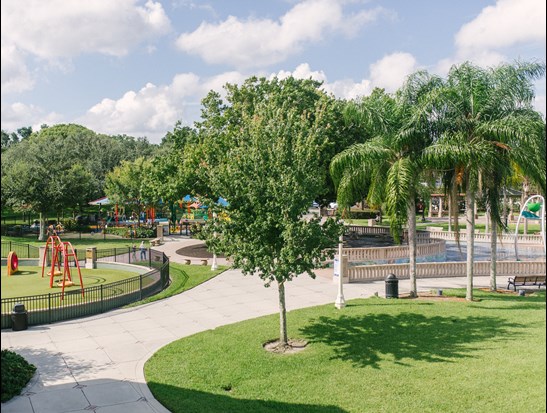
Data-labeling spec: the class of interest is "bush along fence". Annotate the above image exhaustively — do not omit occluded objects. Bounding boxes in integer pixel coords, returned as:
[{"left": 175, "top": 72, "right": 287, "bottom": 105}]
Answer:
[{"left": 1, "top": 247, "right": 170, "bottom": 329}]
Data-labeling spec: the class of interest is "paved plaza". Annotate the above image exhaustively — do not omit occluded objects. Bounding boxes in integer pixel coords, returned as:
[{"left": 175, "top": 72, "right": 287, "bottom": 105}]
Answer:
[{"left": 0, "top": 236, "right": 528, "bottom": 413}]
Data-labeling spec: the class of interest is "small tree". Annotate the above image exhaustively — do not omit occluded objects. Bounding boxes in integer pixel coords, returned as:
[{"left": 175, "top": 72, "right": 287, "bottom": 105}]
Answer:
[{"left": 200, "top": 98, "right": 343, "bottom": 350}]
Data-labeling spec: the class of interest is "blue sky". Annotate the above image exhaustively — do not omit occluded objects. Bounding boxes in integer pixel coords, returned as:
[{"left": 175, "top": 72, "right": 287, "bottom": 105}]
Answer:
[{"left": 2, "top": 0, "right": 545, "bottom": 144}]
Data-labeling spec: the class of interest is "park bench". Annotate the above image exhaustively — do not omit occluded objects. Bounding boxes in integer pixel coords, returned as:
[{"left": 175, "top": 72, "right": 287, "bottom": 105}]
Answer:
[
  {"left": 150, "top": 238, "right": 163, "bottom": 247},
  {"left": 507, "top": 275, "right": 546, "bottom": 291}
]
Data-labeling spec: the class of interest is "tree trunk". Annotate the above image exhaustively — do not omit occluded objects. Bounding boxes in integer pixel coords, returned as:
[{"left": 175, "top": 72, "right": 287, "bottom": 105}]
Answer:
[
  {"left": 278, "top": 281, "right": 288, "bottom": 346},
  {"left": 490, "top": 214, "right": 497, "bottom": 291},
  {"left": 465, "top": 190, "right": 475, "bottom": 301},
  {"left": 38, "top": 211, "right": 46, "bottom": 241},
  {"left": 407, "top": 198, "right": 417, "bottom": 297}
]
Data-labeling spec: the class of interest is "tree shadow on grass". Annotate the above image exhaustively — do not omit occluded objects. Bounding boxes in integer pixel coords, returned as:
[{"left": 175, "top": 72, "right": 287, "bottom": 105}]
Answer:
[
  {"left": 300, "top": 311, "right": 521, "bottom": 369},
  {"left": 147, "top": 383, "right": 348, "bottom": 413}
]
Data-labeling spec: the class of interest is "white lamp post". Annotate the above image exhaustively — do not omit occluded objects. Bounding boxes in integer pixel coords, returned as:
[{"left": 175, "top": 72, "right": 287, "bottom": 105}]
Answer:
[
  {"left": 335, "top": 233, "right": 346, "bottom": 309},
  {"left": 211, "top": 212, "right": 218, "bottom": 270}
]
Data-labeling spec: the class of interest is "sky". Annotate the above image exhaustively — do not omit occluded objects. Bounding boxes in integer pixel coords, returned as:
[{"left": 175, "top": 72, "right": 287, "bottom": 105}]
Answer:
[{"left": 1, "top": 0, "right": 546, "bottom": 144}]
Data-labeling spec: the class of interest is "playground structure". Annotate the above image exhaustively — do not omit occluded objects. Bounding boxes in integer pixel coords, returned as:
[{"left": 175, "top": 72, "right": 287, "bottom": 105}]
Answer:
[
  {"left": 514, "top": 195, "right": 546, "bottom": 260},
  {"left": 41, "top": 235, "right": 85, "bottom": 299},
  {"left": 7, "top": 251, "right": 19, "bottom": 276}
]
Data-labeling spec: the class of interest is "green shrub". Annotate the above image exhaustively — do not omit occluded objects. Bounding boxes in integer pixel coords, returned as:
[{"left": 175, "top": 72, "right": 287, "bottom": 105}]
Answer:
[
  {"left": 348, "top": 210, "right": 377, "bottom": 219},
  {"left": 1, "top": 350, "right": 36, "bottom": 402}
]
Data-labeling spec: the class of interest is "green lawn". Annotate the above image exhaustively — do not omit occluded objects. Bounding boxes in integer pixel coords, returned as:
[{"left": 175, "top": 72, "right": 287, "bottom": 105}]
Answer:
[
  {"left": 145, "top": 290, "right": 546, "bottom": 413},
  {"left": 1, "top": 266, "right": 141, "bottom": 298}
]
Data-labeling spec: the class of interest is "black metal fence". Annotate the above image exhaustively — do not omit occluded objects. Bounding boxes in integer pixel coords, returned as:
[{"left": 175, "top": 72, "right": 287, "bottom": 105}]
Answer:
[
  {"left": 1, "top": 241, "right": 40, "bottom": 259},
  {"left": 1, "top": 247, "right": 170, "bottom": 329}
]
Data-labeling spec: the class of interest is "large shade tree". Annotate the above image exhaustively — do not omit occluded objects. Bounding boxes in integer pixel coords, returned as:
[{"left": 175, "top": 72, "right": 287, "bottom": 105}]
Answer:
[
  {"left": 198, "top": 78, "right": 343, "bottom": 350},
  {"left": 422, "top": 61, "right": 546, "bottom": 300}
]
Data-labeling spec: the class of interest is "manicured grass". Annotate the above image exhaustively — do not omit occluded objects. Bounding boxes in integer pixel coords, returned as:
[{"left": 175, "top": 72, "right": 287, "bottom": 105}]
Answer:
[
  {"left": 125, "top": 263, "right": 227, "bottom": 307},
  {"left": 1, "top": 266, "right": 144, "bottom": 301},
  {"left": 145, "top": 290, "right": 546, "bottom": 413}
]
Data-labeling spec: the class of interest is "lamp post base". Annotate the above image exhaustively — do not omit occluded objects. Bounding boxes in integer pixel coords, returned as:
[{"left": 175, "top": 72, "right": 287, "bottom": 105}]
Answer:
[{"left": 335, "top": 295, "right": 346, "bottom": 309}]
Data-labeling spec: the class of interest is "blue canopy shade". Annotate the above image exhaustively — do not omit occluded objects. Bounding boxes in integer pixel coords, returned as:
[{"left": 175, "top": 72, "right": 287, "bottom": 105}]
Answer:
[
  {"left": 182, "top": 194, "right": 196, "bottom": 202},
  {"left": 217, "top": 197, "right": 229, "bottom": 207}
]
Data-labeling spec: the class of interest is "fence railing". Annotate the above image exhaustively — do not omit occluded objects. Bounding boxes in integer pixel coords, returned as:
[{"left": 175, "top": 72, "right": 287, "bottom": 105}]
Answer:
[
  {"left": 1, "top": 247, "right": 170, "bottom": 329},
  {"left": 1, "top": 241, "right": 40, "bottom": 258},
  {"left": 348, "top": 260, "right": 546, "bottom": 282},
  {"left": 419, "top": 229, "right": 544, "bottom": 244}
]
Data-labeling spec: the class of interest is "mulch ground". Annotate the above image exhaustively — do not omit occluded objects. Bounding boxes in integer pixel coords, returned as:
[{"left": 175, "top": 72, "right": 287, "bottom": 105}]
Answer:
[{"left": 175, "top": 244, "right": 225, "bottom": 259}]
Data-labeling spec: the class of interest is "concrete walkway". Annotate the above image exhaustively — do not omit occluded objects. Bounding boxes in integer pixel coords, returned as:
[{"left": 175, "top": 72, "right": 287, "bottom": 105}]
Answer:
[{"left": 1, "top": 236, "right": 511, "bottom": 413}]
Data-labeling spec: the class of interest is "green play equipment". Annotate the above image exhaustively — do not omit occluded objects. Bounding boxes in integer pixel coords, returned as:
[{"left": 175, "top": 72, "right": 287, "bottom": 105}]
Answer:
[{"left": 514, "top": 195, "right": 545, "bottom": 260}]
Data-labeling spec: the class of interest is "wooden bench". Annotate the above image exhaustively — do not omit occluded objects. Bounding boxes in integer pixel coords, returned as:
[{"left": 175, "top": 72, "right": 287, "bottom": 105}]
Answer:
[
  {"left": 150, "top": 238, "right": 163, "bottom": 246},
  {"left": 507, "top": 275, "right": 546, "bottom": 291}
]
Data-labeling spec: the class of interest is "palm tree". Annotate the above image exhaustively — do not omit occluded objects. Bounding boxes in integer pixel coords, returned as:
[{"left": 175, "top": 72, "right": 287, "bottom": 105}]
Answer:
[
  {"left": 331, "top": 76, "right": 439, "bottom": 298},
  {"left": 422, "top": 61, "right": 546, "bottom": 300}
]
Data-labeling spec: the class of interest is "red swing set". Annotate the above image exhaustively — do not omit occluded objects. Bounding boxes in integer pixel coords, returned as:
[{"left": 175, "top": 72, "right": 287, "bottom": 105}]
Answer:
[{"left": 40, "top": 235, "right": 85, "bottom": 300}]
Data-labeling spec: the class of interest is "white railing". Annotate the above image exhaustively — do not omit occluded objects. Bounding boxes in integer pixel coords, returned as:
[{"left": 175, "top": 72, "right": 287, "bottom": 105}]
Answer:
[
  {"left": 343, "top": 239, "right": 445, "bottom": 262},
  {"left": 346, "top": 225, "right": 391, "bottom": 236},
  {"left": 421, "top": 229, "right": 543, "bottom": 244},
  {"left": 346, "top": 225, "right": 544, "bottom": 245},
  {"left": 348, "top": 260, "right": 546, "bottom": 282}
]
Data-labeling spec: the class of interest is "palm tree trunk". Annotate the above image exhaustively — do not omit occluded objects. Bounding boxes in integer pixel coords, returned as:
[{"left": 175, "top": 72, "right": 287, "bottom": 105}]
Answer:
[
  {"left": 490, "top": 214, "right": 497, "bottom": 291},
  {"left": 278, "top": 280, "right": 288, "bottom": 346},
  {"left": 407, "top": 199, "right": 417, "bottom": 297},
  {"left": 465, "top": 190, "right": 475, "bottom": 301}
]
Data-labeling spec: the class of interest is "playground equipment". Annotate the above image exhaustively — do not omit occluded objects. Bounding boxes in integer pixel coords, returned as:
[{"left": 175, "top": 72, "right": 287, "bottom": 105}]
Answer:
[
  {"left": 514, "top": 195, "right": 546, "bottom": 260},
  {"left": 7, "top": 251, "right": 19, "bottom": 276},
  {"left": 41, "top": 236, "right": 85, "bottom": 299}
]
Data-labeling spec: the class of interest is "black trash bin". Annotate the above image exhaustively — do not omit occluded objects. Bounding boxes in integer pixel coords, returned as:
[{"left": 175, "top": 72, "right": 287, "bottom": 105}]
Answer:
[
  {"left": 11, "top": 303, "right": 28, "bottom": 331},
  {"left": 385, "top": 274, "right": 399, "bottom": 299}
]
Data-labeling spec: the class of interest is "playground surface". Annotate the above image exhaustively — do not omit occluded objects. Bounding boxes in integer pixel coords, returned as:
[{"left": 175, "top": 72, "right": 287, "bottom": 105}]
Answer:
[{"left": 0, "top": 235, "right": 543, "bottom": 413}]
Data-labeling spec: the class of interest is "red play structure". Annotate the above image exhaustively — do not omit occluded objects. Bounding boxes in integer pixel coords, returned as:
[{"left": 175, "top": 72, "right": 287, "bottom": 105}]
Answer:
[{"left": 41, "top": 235, "right": 85, "bottom": 299}]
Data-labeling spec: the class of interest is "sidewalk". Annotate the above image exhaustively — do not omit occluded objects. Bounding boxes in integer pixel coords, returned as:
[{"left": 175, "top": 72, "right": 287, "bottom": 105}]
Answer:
[{"left": 1, "top": 237, "right": 512, "bottom": 413}]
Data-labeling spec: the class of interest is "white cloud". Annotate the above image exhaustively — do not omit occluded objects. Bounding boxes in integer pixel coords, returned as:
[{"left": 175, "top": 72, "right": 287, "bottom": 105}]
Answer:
[
  {"left": 1, "top": 0, "right": 170, "bottom": 59},
  {"left": 369, "top": 52, "right": 418, "bottom": 92},
  {"left": 0, "top": 44, "right": 34, "bottom": 94},
  {"left": 1, "top": 102, "right": 63, "bottom": 132},
  {"left": 274, "top": 63, "right": 328, "bottom": 83},
  {"left": 1, "top": 0, "right": 171, "bottom": 94},
  {"left": 175, "top": 0, "right": 386, "bottom": 68},
  {"left": 454, "top": 0, "right": 545, "bottom": 65},
  {"left": 64, "top": 55, "right": 420, "bottom": 142},
  {"left": 77, "top": 71, "right": 248, "bottom": 142},
  {"left": 533, "top": 94, "right": 546, "bottom": 118}
]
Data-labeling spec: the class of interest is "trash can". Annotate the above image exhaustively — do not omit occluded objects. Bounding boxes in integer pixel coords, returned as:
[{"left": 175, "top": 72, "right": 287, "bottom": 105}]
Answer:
[
  {"left": 11, "top": 303, "right": 28, "bottom": 331},
  {"left": 385, "top": 274, "right": 399, "bottom": 299}
]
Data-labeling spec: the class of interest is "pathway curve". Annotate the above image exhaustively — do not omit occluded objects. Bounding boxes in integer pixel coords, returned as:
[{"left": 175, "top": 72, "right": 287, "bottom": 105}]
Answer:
[{"left": 1, "top": 236, "right": 509, "bottom": 413}]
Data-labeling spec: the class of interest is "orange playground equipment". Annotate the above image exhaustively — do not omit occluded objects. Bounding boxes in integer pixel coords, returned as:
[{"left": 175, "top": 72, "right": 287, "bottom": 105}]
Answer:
[{"left": 41, "top": 235, "right": 85, "bottom": 299}]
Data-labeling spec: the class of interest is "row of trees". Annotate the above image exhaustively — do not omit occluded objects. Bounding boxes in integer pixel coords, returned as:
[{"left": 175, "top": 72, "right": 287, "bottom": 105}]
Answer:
[
  {"left": 2, "top": 60, "right": 545, "bottom": 348},
  {"left": 1, "top": 124, "right": 158, "bottom": 239},
  {"left": 331, "top": 61, "right": 546, "bottom": 301}
]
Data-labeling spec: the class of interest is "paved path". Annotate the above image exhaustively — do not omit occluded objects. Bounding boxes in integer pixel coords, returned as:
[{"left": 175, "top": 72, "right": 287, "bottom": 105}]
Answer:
[{"left": 1, "top": 236, "right": 512, "bottom": 413}]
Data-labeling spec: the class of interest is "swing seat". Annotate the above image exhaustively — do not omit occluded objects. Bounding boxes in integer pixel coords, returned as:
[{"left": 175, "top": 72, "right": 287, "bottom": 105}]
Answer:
[
  {"left": 48, "top": 270, "right": 62, "bottom": 277},
  {"left": 55, "top": 280, "right": 74, "bottom": 288}
]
